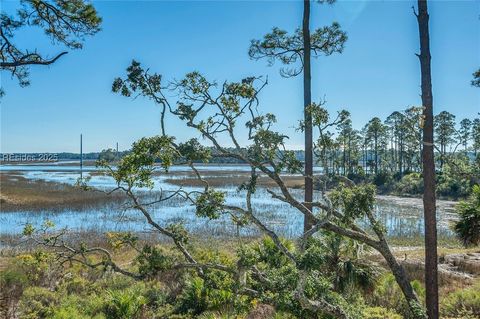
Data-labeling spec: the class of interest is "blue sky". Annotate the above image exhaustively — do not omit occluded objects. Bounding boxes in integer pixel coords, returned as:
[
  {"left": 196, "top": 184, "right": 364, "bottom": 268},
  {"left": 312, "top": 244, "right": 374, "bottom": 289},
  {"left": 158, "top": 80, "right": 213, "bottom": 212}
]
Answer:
[{"left": 1, "top": 0, "right": 479, "bottom": 153}]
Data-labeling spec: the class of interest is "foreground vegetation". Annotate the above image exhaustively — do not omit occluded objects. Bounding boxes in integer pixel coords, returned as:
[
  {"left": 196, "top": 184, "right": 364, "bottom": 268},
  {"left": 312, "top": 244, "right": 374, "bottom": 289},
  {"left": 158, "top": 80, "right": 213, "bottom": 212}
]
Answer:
[
  {"left": 1, "top": 1, "right": 478, "bottom": 318},
  {"left": 1, "top": 66, "right": 474, "bottom": 318},
  {"left": 1, "top": 238, "right": 479, "bottom": 319},
  {"left": 1, "top": 57, "right": 476, "bottom": 319}
]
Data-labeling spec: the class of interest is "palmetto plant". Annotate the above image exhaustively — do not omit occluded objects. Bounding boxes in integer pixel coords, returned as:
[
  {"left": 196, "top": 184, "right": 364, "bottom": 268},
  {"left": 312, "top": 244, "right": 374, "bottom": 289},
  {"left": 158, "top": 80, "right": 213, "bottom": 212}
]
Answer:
[
  {"left": 314, "top": 232, "right": 379, "bottom": 294},
  {"left": 454, "top": 184, "right": 480, "bottom": 247},
  {"left": 104, "top": 288, "right": 147, "bottom": 319}
]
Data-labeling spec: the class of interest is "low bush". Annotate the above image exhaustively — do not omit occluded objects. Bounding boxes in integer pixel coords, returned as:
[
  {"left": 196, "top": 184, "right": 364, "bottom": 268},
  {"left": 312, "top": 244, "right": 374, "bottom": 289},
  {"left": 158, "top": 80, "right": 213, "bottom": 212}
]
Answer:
[
  {"left": 436, "top": 156, "right": 476, "bottom": 199},
  {"left": 441, "top": 280, "right": 480, "bottom": 318},
  {"left": 394, "top": 173, "right": 423, "bottom": 195},
  {"left": 18, "top": 286, "right": 57, "bottom": 319},
  {"left": 453, "top": 184, "right": 480, "bottom": 247},
  {"left": 0, "top": 268, "right": 29, "bottom": 318},
  {"left": 362, "top": 306, "right": 402, "bottom": 319},
  {"left": 16, "top": 251, "right": 60, "bottom": 287},
  {"left": 437, "top": 172, "right": 471, "bottom": 199},
  {"left": 372, "top": 171, "right": 394, "bottom": 188},
  {"left": 369, "top": 273, "right": 424, "bottom": 319},
  {"left": 103, "top": 287, "right": 147, "bottom": 319}
]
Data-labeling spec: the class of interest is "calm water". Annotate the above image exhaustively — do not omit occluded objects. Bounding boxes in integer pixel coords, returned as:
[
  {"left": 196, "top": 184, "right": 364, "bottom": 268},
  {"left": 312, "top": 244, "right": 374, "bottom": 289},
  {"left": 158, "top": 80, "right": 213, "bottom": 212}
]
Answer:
[{"left": 0, "top": 164, "right": 457, "bottom": 239}]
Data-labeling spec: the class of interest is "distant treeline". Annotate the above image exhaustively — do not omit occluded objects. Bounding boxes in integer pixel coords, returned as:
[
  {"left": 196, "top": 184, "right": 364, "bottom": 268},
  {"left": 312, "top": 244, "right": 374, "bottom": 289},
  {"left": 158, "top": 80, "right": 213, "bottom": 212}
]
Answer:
[
  {"left": 0, "top": 149, "right": 302, "bottom": 164},
  {"left": 0, "top": 148, "right": 475, "bottom": 165}
]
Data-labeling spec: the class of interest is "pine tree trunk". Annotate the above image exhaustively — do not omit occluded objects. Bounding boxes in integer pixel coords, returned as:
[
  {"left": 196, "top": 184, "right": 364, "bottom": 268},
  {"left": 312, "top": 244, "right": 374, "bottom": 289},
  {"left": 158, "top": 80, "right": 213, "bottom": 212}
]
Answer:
[
  {"left": 399, "top": 138, "right": 404, "bottom": 176},
  {"left": 303, "top": 0, "right": 314, "bottom": 231},
  {"left": 416, "top": 1, "right": 438, "bottom": 318},
  {"left": 347, "top": 136, "right": 351, "bottom": 174},
  {"left": 374, "top": 133, "right": 378, "bottom": 174}
]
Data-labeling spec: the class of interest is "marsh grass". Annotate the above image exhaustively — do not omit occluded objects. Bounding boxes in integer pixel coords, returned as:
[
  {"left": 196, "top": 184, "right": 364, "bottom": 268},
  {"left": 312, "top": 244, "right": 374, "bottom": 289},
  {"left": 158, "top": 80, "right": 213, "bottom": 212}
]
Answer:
[
  {"left": 0, "top": 173, "right": 127, "bottom": 212},
  {"left": 0, "top": 168, "right": 460, "bottom": 248}
]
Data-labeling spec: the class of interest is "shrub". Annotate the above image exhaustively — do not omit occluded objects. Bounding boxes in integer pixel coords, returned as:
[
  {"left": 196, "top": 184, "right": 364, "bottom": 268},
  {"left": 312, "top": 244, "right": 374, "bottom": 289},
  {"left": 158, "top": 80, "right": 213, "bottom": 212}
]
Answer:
[
  {"left": 0, "top": 268, "right": 29, "bottom": 318},
  {"left": 0, "top": 267, "right": 28, "bottom": 289},
  {"left": 103, "top": 287, "right": 147, "bottom": 319},
  {"left": 441, "top": 281, "right": 480, "bottom": 318},
  {"left": 51, "top": 305, "right": 100, "bottom": 319},
  {"left": 18, "top": 286, "right": 57, "bottom": 319},
  {"left": 15, "top": 251, "right": 60, "bottom": 288},
  {"left": 453, "top": 184, "right": 480, "bottom": 247},
  {"left": 395, "top": 173, "right": 423, "bottom": 195},
  {"left": 437, "top": 171, "right": 471, "bottom": 199},
  {"left": 362, "top": 307, "right": 402, "bottom": 319},
  {"left": 436, "top": 157, "right": 475, "bottom": 199},
  {"left": 370, "top": 273, "right": 424, "bottom": 319},
  {"left": 176, "top": 273, "right": 239, "bottom": 316},
  {"left": 196, "top": 310, "right": 240, "bottom": 319},
  {"left": 61, "top": 275, "right": 91, "bottom": 295},
  {"left": 142, "top": 282, "right": 169, "bottom": 309},
  {"left": 372, "top": 171, "right": 393, "bottom": 188},
  {"left": 177, "top": 276, "right": 208, "bottom": 315},
  {"left": 346, "top": 166, "right": 366, "bottom": 184}
]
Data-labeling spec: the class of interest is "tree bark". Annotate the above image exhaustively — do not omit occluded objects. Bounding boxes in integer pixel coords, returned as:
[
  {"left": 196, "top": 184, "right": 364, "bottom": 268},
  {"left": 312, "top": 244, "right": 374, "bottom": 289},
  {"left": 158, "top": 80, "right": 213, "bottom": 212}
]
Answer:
[
  {"left": 303, "top": 0, "right": 315, "bottom": 231},
  {"left": 399, "top": 131, "right": 404, "bottom": 176},
  {"left": 322, "top": 221, "right": 424, "bottom": 318},
  {"left": 416, "top": 1, "right": 439, "bottom": 318},
  {"left": 377, "top": 241, "right": 423, "bottom": 316},
  {"left": 374, "top": 132, "right": 378, "bottom": 174},
  {"left": 347, "top": 135, "right": 351, "bottom": 174}
]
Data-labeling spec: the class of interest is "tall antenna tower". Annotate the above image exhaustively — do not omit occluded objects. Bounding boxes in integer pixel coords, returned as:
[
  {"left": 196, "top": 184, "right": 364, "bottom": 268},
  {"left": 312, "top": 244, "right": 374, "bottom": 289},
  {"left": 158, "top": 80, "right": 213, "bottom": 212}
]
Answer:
[{"left": 80, "top": 134, "right": 83, "bottom": 179}]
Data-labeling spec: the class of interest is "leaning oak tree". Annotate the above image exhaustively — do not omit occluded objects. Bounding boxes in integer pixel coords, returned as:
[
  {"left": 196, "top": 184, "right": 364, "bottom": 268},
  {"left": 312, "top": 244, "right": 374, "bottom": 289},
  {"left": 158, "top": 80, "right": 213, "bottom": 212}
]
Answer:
[
  {"left": 0, "top": 0, "right": 101, "bottom": 93},
  {"left": 249, "top": 0, "right": 347, "bottom": 231},
  {"left": 25, "top": 61, "right": 426, "bottom": 318},
  {"left": 414, "top": 1, "right": 438, "bottom": 318}
]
